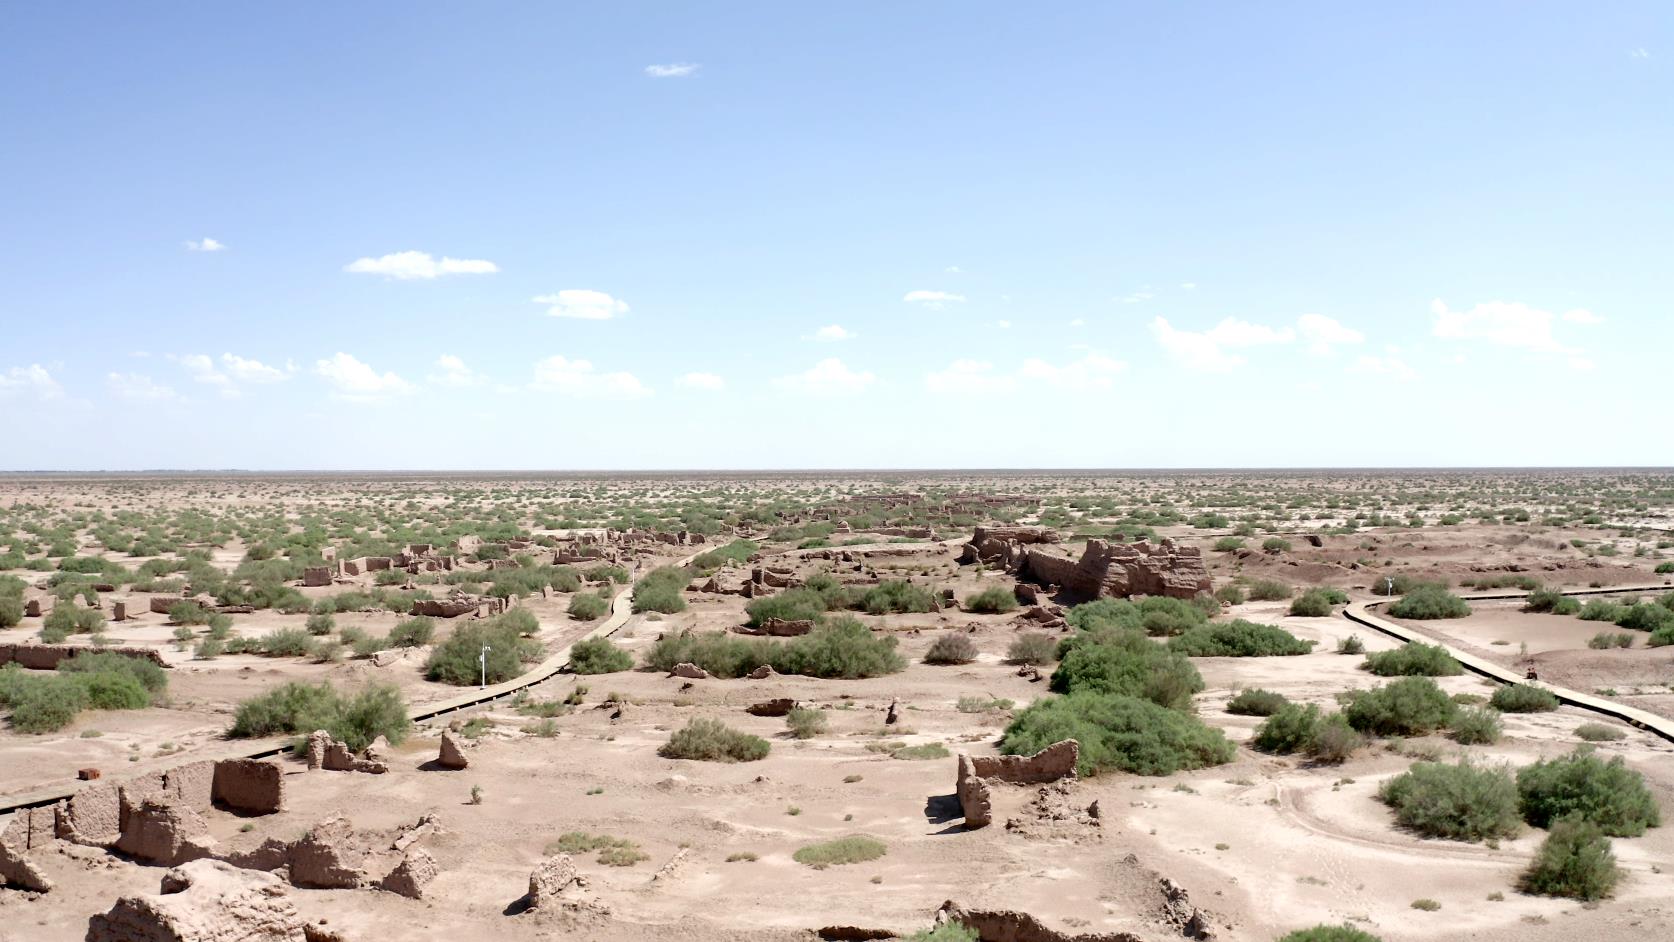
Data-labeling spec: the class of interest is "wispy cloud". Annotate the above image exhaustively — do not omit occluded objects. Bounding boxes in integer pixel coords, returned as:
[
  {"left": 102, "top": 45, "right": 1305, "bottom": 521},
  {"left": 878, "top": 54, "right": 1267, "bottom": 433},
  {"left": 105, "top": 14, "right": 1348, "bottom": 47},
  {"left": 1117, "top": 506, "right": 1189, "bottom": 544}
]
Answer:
[
  {"left": 1430, "top": 299, "right": 1587, "bottom": 354},
  {"left": 1151, "top": 317, "right": 1296, "bottom": 372},
  {"left": 107, "top": 372, "right": 179, "bottom": 401},
  {"left": 645, "top": 62, "right": 700, "bottom": 78},
  {"left": 903, "top": 290, "right": 966, "bottom": 310},
  {"left": 315, "top": 352, "right": 416, "bottom": 400},
  {"left": 1296, "top": 313, "right": 1365, "bottom": 355},
  {"left": 531, "top": 355, "right": 652, "bottom": 399},
  {"left": 1349, "top": 355, "right": 1416, "bottom": 381},
  {"left": 772, "top": 358, "right": 875, "bottom": 396},
  {"left": 1630, "top": 47, "right": 1651, "bottom": 59},
  {"left": 532, "top": 289, "right": 629, "bottom": 320},
  {"left": 343, "top": 251, "right": 499, "bottom": 280},
  {"left": 428, "top": 355, "right": 483, "bottom": 388},
  {"left": 184, "top": 237, "right": 224, "bottom": 252},
  {"left": 1118, "top": 286, "right": 1154, "bottom": 304},
  {"left": 0, "top": 364, "right": 63, "bottom": 400},
  {"left": 808, "top": 324, "right": 854, "bottom": 342}
]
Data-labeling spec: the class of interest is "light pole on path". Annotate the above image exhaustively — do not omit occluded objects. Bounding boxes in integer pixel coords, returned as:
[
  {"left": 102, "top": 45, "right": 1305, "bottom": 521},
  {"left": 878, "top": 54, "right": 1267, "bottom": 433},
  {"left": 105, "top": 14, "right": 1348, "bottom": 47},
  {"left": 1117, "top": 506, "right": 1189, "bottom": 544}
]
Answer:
[{"left": 479, "top": 645, "right": 492, "bottom": 689}]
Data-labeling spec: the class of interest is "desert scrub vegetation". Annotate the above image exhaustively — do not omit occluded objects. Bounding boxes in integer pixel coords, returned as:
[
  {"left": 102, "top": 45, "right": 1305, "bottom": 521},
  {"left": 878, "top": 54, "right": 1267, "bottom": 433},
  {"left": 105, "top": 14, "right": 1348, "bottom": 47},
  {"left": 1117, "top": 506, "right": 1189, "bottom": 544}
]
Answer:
[
  {"left": 229, "top": 681, "right": 409, "bottom": 752},
  {"left": 857, "top": 579, "right": 938, "bottom": 615},
  {"left": 1067, "top": 595, "right": 1208, "bottom": 638},
  {"left": 1361, "top": 642, "right": 1462, "bottom": 677},
  {"left": 40, "top": 603, "right": 105, "bottom": 642},
  {"left": 1167, "top": 620, "right": 1314, "bottom": 657},
  {"left": 1523, "top": 587, "right": 1581, "bottom": 615},
  {"left": 1574, "top": 723, "right": 1627, "bottom": 743},
  {"left": 1288, "top": 587, "right": 1347, "bottom": 617},
  {"left": 643, "top": 618, "right": 904, "bottom": 679},
  {"left": 1001, "top": 691, "right": 1234, "bottom": 776},
  {"left": 1225, "top": 688, "right": 1288, "bottom": 716},
  {"left": 1386, "top": 584, "right": 1471, "bottom": 619},
  {"left": 548, "top": 831, "right": 649, "bottom": 867},
  {"left": 659, "top": 718, "right": 770, "bottom": 762},
  {"left": 424, "top": 615, "right": 544, "bottom": 686},
  {"left": 631, "top": 565, "right": 689, "bottom": 614},
  {"left": 387, "top": 616, "right": 435, "bottom": 648},
  {"left": 792, "top": 835, "right": 886, "bottom": 869},
  {"left": 1050, "top": 628, "right": 1204, "bottom": 710},
  {"left": 1276, "top": 927, "right": 1382, "bottom": 942},
  {"left": 566, "top": 590, "right": 611, "bottom": 620},
  {"left": 924, "top": 632, "right": 978, "bottom": 665},
  {"left": 568, "top": 636, "right": 632, "bottom": 674},
  {"left": 1377, "top": 759, "right": 1521, "bottom": 842},
  {"left": 690, "top": 539, "right": 759, "bottom": 572},
  {"left": 1588, "top": 631, "right": 1634, "bottom": 649},
  {"left": 1517, "top": 750, "right": 1662, "bottom": 836},
  {"left": 1250, "top": 705, "right": 1364, "bottom": 763},
  {"left": 1518, "top": 815, "right": 1619, "bottom": 900},
  {"left": 1005, "top": 632, "right": 1057, "bottom": 665},
  {"left": 0, "top": 652, "right": 167, "bottom": 733},
  {"left": 1245, "top": 579, "right": 1293, "bottom": 602},
  {"left": 1212, "top": 536, "right": 1245, "bottom": 552},
  {"left": 1449, "top": 706, "right": 1503, "bottom": 745},
  {"left": 1343, "top": 677, "right": 1457, "bottom": 736},
  {"left": 964, "top": 584, "right": 1017, "bottom": 614},
  {"left": 1488, "top": 683, "right": 1559, "bottom": 713},
  {"left": 785, "top": 706, "right": 827, "bottom": 739}
]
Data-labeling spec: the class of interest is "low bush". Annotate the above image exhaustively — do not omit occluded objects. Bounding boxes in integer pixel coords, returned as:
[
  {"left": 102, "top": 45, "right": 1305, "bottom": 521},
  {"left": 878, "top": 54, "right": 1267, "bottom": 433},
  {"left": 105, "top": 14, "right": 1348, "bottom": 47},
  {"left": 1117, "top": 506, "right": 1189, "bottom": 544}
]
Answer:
[
  {"left": 1000, "top": 691, "right": 1234, "bottom": 776},
  {"left": 1615, "top": 602, "right": 1674, "bottom": 633},
  {"left": 1246, "top": 579, "right": 1293, "bottom": 601},
  {"left": 1588, "top": 631, "right": 1634, "bottom": 650},
  {"left": 1377, "top": 759, "right": 1521, "bottom": 842},
  {"left": 786, "top": 707, "right": 827, "bottom": 739},
  {"left": 1450, "top": 706, "right": 1502, "bottom": 745},
  {"left": 43, "top": 604, "right": 104, "bottom": 638},
  {"left": 1276, "top": 927, "right": 1382, "bottom": 942},
  {"left": 1575, "top": 723, "right": 1627, "bottom": 742},
  {"left": 387, "top": 616, "right": 435, "bottom": 648},
  {"left": 569, "top": 637, "right": 632, "bottom": 674},
  {"left": 857, "top": 580, "right": 937, "bottom": 615},
  {"left": 1362, "top": 642, "right": 1462, "bottom": 677},
  {"left": 259, "top": 627, "right": 315, "bottom": 658},
  {"left": 1213, "top": 584, "right": 1246, "bottom": 605},
  {"left": 745, "top": 587, "right": 832, "bottom": 626},
  {"left": 1253, "top": 704, "right": 1320, "bottom": 754},
  {"left": 1578, "top": 600, "right": 1626, "bottom": 622},
  {"left": 1387, "top": 585, "right": 1471, "bottom": 619},
  {"left": 1517, "top": 750, "right": 1662, "bottom": 836},
  {"left": 1519, "top": 815, "right": 1619, "bottom": 901},
  {"left": 631, "top": 566, "right": 690, "bottom": 614},
  {"left": 229, "top": 681, "right": 410, "bottom": 752},
  {"left": 6, "top": 675, "right": 88, "bottom": 732},
  {"left": 1051, "top": 629, "right": 1204, "bottom": 710},
  {"left": 1523, "top": 588, "right": 1567, "bottom": 613},
  {"left": 924, "top": 633, "right": 978, "bottom": 665},
  {"left": 659, "top": 718, "right": 770, "bottom": 762},
  {"left": 305, "top": 612, "right": 335, "bottom": 636},
  {"left": 965, "top": 585, "right": 1017, "bottom": 614},
  {"left": 1289, "top": 588, "right": 1344, "bottom": 617},
  {"left": 1308, "top": 714, "right": 1364, "bottom": 764},
  {"left": 1337, "top": 634, "right": 1365, "bottom": 655},
  {"left": 1263, "top": 537, "right": 1292, "bottom": 553},
  {"left": 1168, "top": 620, "right": 1313, "bottom": 657},
  {"left": 1006, "top": 632, "right": 1058, "bottom": 665},
  {"left": 567, "top": 591, "right": 610, "bottom": 620},
  {"left": 1489, "top": 683, "right": 1558, "bottom": 713},
  {"left": 1226, "top": 688, "right": 1289, "bottom": 716},
  {"left": 0, "top": 596, "right": 22, "bottom": 629},
  {"left": 1212, "top": 537, "right": 1245, "bottom": 552},
  {"left": 792, "top": 835, "right": 886, "bottom": 868},
  {"left": 643, "top": 618, "right": 905, "bottom": 679},
  {"left": 1344, "top": 677, "right": 1457, "bottom": 736},
  {"left": 424, "top": 615, "right": 544, "bottom": 686},
  {"left": 57, "top": 651, "right": 166, "bottom": 697}
]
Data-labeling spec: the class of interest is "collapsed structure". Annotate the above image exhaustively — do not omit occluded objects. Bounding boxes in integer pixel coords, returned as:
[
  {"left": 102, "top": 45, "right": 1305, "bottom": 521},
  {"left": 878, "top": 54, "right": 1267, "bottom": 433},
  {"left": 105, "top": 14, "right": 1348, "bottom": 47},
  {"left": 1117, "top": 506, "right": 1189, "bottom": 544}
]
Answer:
[{"left": 961, "top": 526, "right": 1210, "bottom": 601}]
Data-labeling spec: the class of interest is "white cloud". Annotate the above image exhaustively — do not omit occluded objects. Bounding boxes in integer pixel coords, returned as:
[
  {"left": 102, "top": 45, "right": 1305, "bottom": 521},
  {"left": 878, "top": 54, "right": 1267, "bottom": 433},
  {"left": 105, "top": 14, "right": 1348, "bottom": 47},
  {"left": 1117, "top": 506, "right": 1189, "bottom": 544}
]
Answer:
[
  {"left": 174, "top": 354, "right": 233, "bottom": 393},
  {"left": 1119, "top": 287, "right": 1154, "bottom": 304},
  {"left": 944, "top": 265, "right": 963, "bottom": 273},
  {"left": 645, "top": 62, "right": 700, "bottom": 78},
  {"left": 1430, "top": 298, "right": 1581, "bottom": 353},
  {"left": 533, "top": 289, "right": 629, "bottom": 320},
  {"left": 1296, "top": 313, "right": 1366, "bottom": 355},
  {"left": 809, "top": 324, "right": 854, "bottom": 342},
  {"left": 184, "top": 237, "right": 224, "bottom": 252},
  {"left": 428, "top": 355, "right": 482, "bottom": 388},
  {"left": 219, "top": 353, "right": 287, "bottom": 383},
  {"left": 996, "top": 320, "right": 1012, "bottom": 329},
  {"left": 315, "top": 352, "right": 416, "bottom": 400},
  {"left": 1069, "top": 318, "right": 1086, "bottom": 327},
  {"left": 530, "top": 355, "right": 652, "bottom": 399},
  {"left": 927, "top": 353, "right": 1126, "bottom": 394},
  {"left": 1562, "top": 308, "right": 1604, "bottom": 325},
  {"left": 1630, "top": 47, "right": 1650, "bottom": 59},
  {"left": 1151, "top": 317, "right": 1295, "bottom": 372},
  {"left": 343, "top": 251, "right": 499, "bottom": 280},
  {"left": 1349, "top": 355, "right": 1416, "bottom": 381},
  {"left": 0, "top": 364, "right": 63, "bottom": 400},
  {"left": 677, "top": 372, "right": 725, "bottom": 391},
  {"left": 106, "top": 372, "right": 178, "bottom": 401},
  {"left": 1180, "top": 282, "right": 1197, "bottom": 290},
  {"left": 903, "top": 290, "right": 966, "bottom": 310},
  {"left": 772, "top": 358, "right": 876, "bottom": 396}
]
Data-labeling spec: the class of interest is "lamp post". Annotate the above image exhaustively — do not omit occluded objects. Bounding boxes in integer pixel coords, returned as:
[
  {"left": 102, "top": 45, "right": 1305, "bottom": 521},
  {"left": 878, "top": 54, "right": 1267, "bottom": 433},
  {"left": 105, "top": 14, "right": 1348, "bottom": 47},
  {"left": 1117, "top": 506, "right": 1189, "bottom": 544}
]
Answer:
[
  {"left": 1384, "top": 576, "right": 1394, "bottom": 598},
  {"left": 479, "top": 645, "right": 492, "bottom": 689}
]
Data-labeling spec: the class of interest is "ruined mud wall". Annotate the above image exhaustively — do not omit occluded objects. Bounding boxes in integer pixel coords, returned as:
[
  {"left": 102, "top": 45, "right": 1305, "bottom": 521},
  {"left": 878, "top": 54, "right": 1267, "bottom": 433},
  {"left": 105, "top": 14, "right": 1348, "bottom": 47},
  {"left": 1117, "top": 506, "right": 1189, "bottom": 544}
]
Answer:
[{"left": 0, "top": 644, "right": 169, "bottom": 671}]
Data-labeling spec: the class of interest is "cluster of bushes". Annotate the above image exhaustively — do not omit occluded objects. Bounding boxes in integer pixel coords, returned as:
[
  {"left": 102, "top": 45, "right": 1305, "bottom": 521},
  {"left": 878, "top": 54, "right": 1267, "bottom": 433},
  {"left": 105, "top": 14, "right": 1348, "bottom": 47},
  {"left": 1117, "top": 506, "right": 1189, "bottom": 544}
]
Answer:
[
  {"left": 1167, "top": 620, "right": 1314, "bottom": 657},
  {"left": 1524, "top": 587, "right": 1581, "bottom": 616},
  {"left": 1574, "top": 594, "right": 1674, "bottom": 645},
  {"left": 1489, "top": 683, "right": 1558, "bottom": 713},
  {"left": 1251, "top": 704, "right": 1364, "bottom": 763},
  {"left": 0, "top": 575, "right": 25, "bottom": 628},
  {"left": 424, "top": 613, "right": 544, "bottom": 686},
  {"left": 924, "top": 633, "right": 978, "bottom": 665},
  {"left": 644, "top": 617, "right": 905, "bottom": 679},
  {"left": 1225, "top": 688, "right": 1288, "bottom": 716},
  {"left": 229, "top": 680, "right": 410, "bottom": 751},
  {"left": 569, "top": 636, "right": 632, "bottom": 674},
  {"left": 1066, "top": 596, "right": 1211, "bottom": 638},
  {"left": 1386, "top": 585, "right": 1471, "bottom": 619},
  {"left": 567, "top": 590, "right": 612, "bottom": 620},
  {"left": 1343, "top": 676, "right": 1457, "bottom": 736},
  {"left": 1051, "top": 628, "right": 1203, "bottom": 710},
  {"left": 39, "top": 602, "right": 106, "bottom": 643},
  {"left": 631, "top": 566, "right": 690, "bottom": 614},
  {"left": 964, "top": 585, "right": 1017, "bottom": 614},
  {"left": 690, "top": 540, "right": 759, "bottom": 572},
  {"left": 1377, "top": 759, "right": 1521, "bottom": 841},
  {"left": 1245, "top": 579, "right": 1293, "bottom": 602},
  {"left": 1362, "top": 642, "right": 1462, "bottom": 677},
  {"left": 1005, "top": 632, "right": 1057, "bottom": 666},
  {"left": 1517, "top": 750, "right": 1661, "bottom": 836},
  {"left": 1001, "top": 691, "right": 1235, "bottom": 776},
  {"left": 1288, "top": 587, "right": 1348, "bottom": 617},
  {"left": 0, "top": 652, "right": 168, "bottom": 733},
  {"left": 486, "top": 563, "right": 584, "bottom": 599},
  {"left": 1521, "top": 816, "right": 1619, "bottom": 900},
  {"left": 659, "top": 717, "right": 769, "bottom": 762}
]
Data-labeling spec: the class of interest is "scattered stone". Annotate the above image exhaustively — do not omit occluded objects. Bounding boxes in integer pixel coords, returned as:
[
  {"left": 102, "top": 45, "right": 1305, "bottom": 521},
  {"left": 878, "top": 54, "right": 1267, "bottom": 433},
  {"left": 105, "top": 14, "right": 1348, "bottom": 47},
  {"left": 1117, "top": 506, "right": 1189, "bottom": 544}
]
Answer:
[
  {"left": 936, "top": 900, "right": 1143, "bottom": 942},
  {"left": 746, "top": 698, "right": 797, "bottom": 718},
  {"left": 955, "top": 755, "right": 993, "bottom": 829},
  {"left": 527, "top": 854, "right": 586, "bottom": 910},
  {"left": 86, "top": 859, "right": 307, "bottom": 942},
  {"left": 378, "top": 848, "right": 438, "bottom": 899},
  {"left": 114, "top": 797, "right": 217, "bottom": 866},
  {"left": 669, "top": 662, "right": 709, "bottom": 680},
  {"left": 305, "top": 731, "right": 387, "bottom": 774},
  {"left": 391, "top": 813, "right": 442, "bottom": 853},
  {"left": 745, "top": 664, "right": 776, "bottom": 680},
  {"left": 437, "top": 732, "right": 469, "bottom": 770},
  {"left": 287, "top": 817, "right": 365, "bottom": 889}
]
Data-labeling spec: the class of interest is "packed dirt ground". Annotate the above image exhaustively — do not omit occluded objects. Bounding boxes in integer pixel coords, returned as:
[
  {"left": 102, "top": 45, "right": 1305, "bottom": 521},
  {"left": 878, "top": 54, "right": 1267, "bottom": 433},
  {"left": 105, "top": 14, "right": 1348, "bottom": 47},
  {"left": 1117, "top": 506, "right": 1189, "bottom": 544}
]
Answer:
[{"left": 2, "top": 470, "right": 1672, "bottom": 942}]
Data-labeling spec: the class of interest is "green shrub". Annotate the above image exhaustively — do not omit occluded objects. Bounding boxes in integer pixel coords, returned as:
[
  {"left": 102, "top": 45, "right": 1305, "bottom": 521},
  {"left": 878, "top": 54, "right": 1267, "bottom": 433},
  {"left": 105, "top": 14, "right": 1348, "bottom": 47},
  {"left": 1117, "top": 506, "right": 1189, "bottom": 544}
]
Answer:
[
  {"left": 1263, "top": 537, "right": 1292, "bottom": 553},
  {"left": 43, "top": 604, "right": 104, "bottom": 636},
  {"left": 1490, "top": 683, "right": 1558, "bottom": 713},
  {"left": 1656, "top": 561, "right": 1674, "bottom": 575},
  {"left": 305, "top": 611, "right": 335, "bottom": 635},
  {"left": 1578, "top": 600, "right": 1625, "bottom": 622},
  {"left": 631, "top": 566, "right": 689, "bottom": 614},
  {"left": 857, "top": 580, "right": 937, "bottom": 614},
  {"left": 1519, "top": 815, "right": 1619, "bottom": 900},
  {"left": 1344, "top": 677, "right": 1457, "bottom": 736},
  {"left": 424, "top": 615, "right": 544, "bottom": 686},
  {"left": 1067, "top": 596, "right": 1208, "bottom": 634},
  {"left": 1246, "top": 579, "right": 1293, "bottom": 601},
  {"left": 1588, "top": 631, "right": 1634, "bottom": 649},
  {"left": 388, "top": 616, "right": 435, "bottom": 648},
  {"left": 1450, "top": 706, "right": 1502, "bottom": 745},
  {"left": 745, "top": 587, "right": 832, "bottom": 626},
  {"left": 1001, "top": 691, "right": 1234, "bottom": 776},
  {"left": 1575, "top": 723, "right": 1626, "bottom": 742},
  {"left": 1363, "top": 642, "right": 1462, "bottom": 677},
  {"left": 1288, "top": 588, "right": 1340, "bottom": 617},
  {"left": 901, "top": 926, "right": 978, "bottom": 942},
  {"left": 1253, "top": 704, "right": 1320, "bottom": 754},
  {"left": 1387, "top": 585, "right": 1470, "bottom": 619},
  {"left": 1308, "top": 714, "right": 1364, "bottom": 764},
  {"left": 0, "top": 596, "right": 22, "bottom": 629},
  {"left": 1276, "top": 926, "right": 1382, "bottom": 942},
  {"left": 965, "top": 585, "right": 1017, "bottom": 614},
  {"left": 229, "top": 681, "right": 409, "bottom": 751},
  {"left": 1337, "top": 634, "right": 1365, "bottom": 655},
  {"left": 659, "top": 718, "right": 770, "bottom": 762},
  {"left": 644, "top": 618, "right": 904, "bottom": 679},
  {"left": 1226, "top": 688, "right": 1289, "bottom": 716},
  {"left": 792, "top": 835, "right": 886, "bottom": 868},
  {"left": 1051, "top": 629, "right": 1204, "bottom": 710},
  {"left": 690, "top": 539, "right": 759, "bottom": 572},
  {"left": 259, "top": 627, "right": 315, "bottom": 658},
  {"left": 1213, "top": 584, "right": 1246, "bottom": 605},
  {"left": 924, "top": 633, "right": 977, "bottom": 665},
  {"left": 587, "top": 563, "right": 630, "bottom": 584},
  {"left": 57, "top": 651, "right": 167, "bottom": 697},
  {"left": 786, "top": 707, "right": 827, "bottom": 739},
  {"left": 1006, "top": 632, "right": 1057, "bottom": 665},
  {"left": 1615, "top": 602, "right": 1674, "bottom": 633},
  {"left": 1377, "top": 760, "right": 1521, "bottom": 842},
  {"left": 1168, "top": 620, "right": 1313, "bottom": 657},
  {"left": 1523, "top": 587, "right": 1567, "bottom": 613},
  {"left": 567, "top": 591, "right": 610, "bottom": 620},
  {"left": 1517, "top": 750, "right": 1662, "bottom": 836},
  {"left": 8, "top": 678, "right": 88, "bottom": 732},
  {"left": 569, "top": 637, "right": 632, "bottom": 674},
  {"left": 1551, "top": 597, "right": 1582, "bottom": 615}
]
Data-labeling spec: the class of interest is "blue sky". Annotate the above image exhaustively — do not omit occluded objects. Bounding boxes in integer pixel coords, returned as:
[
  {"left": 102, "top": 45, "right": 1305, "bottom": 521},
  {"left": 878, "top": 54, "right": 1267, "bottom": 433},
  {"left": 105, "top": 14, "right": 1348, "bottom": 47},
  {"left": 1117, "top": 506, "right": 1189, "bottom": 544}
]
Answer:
[{"left": 1, "top": 3, "right": 1668, "bottom": 470}]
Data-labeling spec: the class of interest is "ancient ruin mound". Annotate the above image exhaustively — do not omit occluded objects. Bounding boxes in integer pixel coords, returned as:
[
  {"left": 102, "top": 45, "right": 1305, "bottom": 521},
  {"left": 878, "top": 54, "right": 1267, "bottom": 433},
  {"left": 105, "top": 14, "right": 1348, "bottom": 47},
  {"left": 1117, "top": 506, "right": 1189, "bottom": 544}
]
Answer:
[{"left": 962, "top": 528, "right": 1209, "bottom": 601}]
